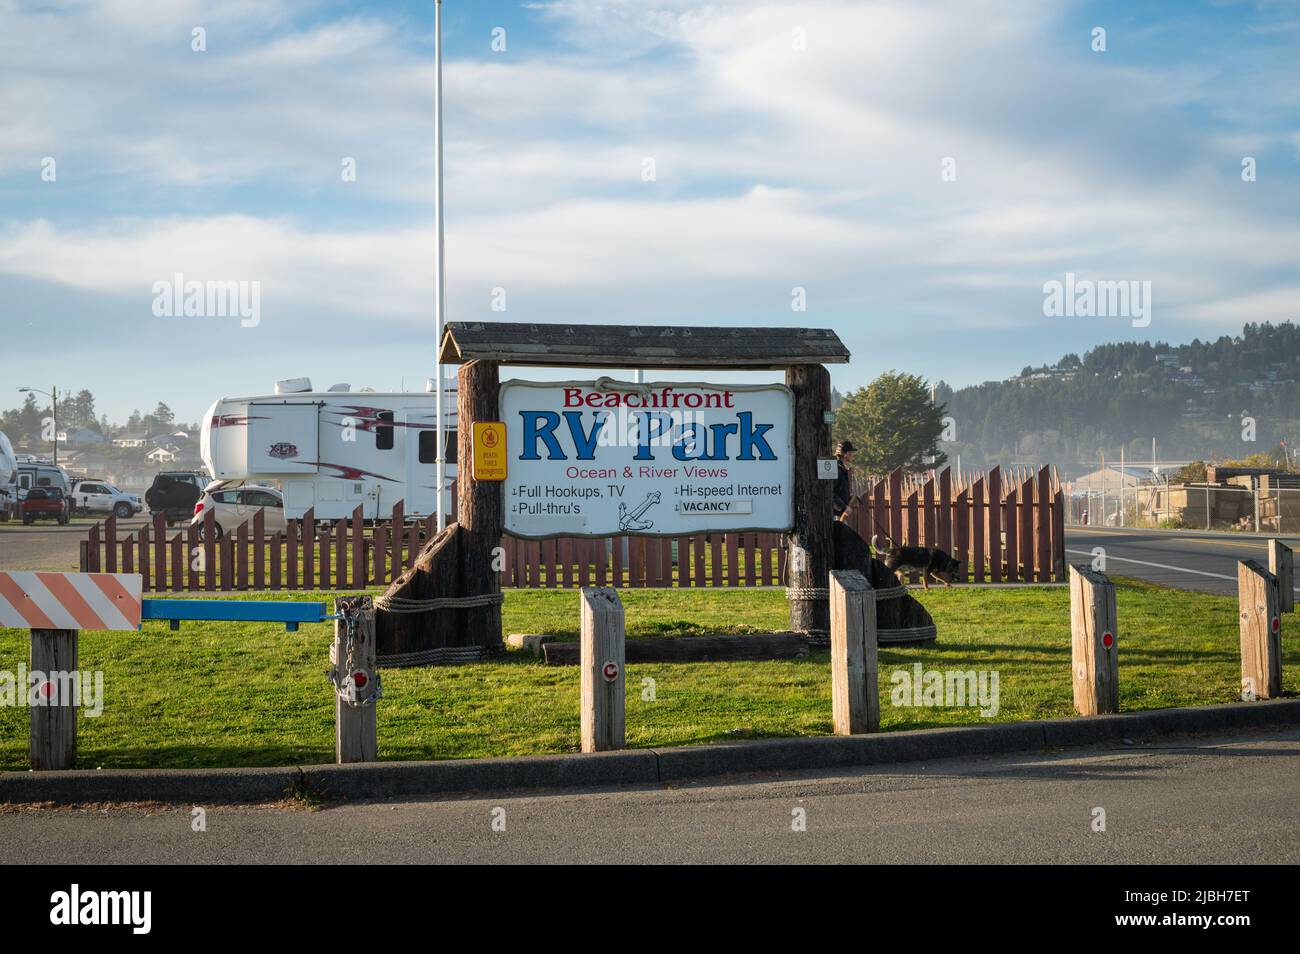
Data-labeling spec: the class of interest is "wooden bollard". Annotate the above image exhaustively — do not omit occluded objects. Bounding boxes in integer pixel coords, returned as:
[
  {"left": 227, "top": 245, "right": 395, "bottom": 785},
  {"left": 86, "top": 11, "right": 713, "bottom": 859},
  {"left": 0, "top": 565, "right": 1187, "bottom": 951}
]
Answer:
[
  {"left": 1268, "top": 539, "right": 1294, "bottom": 614},
  {"left": 1238, "top": 560, "right": 1282, "bottom": 700},
  {"left": 580, "top": 587, "right": 625, "bottom": 753},
  {"left": 829, "top": 570, "right": 878, "bottom": 734},
  {"left": 332, "top": 596, "right": 378, "bottom": 763},
  {"left": 1069, "top": 564, "right": 1118, "bottom": 715},
  {"left": 30, "top": 628, "right": 79, "bottom": 770}
]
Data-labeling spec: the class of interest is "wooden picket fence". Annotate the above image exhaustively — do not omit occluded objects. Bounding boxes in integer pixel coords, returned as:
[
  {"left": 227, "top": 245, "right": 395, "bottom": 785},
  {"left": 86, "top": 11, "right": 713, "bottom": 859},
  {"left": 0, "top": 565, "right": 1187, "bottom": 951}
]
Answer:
[
  {"left": 844, "top": 465, "right": 1066, "bottom": 583},
  {"left": 79, "top": 466, "right": 1065, "bottom": 592}
]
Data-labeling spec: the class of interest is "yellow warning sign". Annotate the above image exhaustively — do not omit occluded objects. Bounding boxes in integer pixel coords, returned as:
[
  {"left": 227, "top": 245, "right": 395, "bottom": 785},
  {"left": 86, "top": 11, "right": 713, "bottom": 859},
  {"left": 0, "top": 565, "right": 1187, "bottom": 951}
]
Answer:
[{"left": 472, "top": 422, "right": 508, "bottom": 481}]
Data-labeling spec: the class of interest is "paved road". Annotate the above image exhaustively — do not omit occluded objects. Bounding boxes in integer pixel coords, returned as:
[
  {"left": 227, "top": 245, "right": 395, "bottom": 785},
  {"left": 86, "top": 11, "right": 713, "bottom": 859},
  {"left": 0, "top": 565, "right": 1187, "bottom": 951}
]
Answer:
[
  {"left": 3, "top": 728, "right": 1298, "bottom": 864},
  {"left": 0, "top": 516, "right": 155, "bottom": 572},
  {"left": 1065, "top": 527, "right": 1300, "bottom": 597}
]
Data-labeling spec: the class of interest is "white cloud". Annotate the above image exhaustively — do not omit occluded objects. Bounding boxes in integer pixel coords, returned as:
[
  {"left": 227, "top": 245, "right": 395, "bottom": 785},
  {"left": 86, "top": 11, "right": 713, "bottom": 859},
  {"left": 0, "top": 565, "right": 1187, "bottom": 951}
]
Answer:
[{"left": 2, "top": 0, "right": 1299, "bottom": 404}]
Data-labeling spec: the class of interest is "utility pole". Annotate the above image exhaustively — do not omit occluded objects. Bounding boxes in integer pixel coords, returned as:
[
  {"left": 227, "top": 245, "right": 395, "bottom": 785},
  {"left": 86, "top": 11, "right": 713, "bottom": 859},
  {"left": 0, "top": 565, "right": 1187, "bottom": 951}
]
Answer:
[{"left": 16, "top": 385, "right": 58, "bottom": 467}]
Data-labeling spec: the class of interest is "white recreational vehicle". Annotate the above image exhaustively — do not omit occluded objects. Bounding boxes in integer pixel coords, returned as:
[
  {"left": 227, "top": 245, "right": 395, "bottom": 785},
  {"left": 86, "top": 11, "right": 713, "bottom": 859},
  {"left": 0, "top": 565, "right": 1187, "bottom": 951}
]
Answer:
[
  {"left": 0, "top": 431, "right": 17, "bottom": 519},
  {"left": 200, "top": 379, "right": 458, "bottom": 521}
]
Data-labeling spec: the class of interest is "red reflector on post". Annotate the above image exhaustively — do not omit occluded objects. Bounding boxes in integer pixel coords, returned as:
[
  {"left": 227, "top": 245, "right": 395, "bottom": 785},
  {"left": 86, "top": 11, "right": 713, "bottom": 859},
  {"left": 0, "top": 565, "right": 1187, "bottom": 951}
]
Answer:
[
  {"left": 1102, "top": 632, "right": 1114, "bottom": 649},
  {"left": 1272, "top": 617, "right": 1280, "bottom": 633},
  {"left": 352, "top": 671, "right": 368, "bottom": 688}
]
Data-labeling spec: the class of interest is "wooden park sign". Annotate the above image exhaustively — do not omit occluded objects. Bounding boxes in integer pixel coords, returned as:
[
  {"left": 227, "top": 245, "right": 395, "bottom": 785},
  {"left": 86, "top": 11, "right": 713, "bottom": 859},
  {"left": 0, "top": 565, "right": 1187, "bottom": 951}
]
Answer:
[
  {"left": 375, "top": 321, "right": 850, "bottom": 657},
  {"left": 500, "top": 379, "right": 794, "bottom": 538}
]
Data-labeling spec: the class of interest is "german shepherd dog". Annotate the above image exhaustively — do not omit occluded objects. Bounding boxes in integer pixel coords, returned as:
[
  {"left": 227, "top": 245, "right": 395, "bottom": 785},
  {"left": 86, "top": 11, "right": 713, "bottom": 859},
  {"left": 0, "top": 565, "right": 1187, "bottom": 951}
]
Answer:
[{"left": 872, "top": 534, "right": 961, "bottom": 589}]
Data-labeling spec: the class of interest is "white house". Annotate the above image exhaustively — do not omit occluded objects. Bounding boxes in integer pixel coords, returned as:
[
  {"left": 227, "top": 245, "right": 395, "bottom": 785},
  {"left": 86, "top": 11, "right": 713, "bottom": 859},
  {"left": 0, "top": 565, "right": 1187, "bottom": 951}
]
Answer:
[{"left": 57, "top": 428, "right": 106, "bottom": 445}]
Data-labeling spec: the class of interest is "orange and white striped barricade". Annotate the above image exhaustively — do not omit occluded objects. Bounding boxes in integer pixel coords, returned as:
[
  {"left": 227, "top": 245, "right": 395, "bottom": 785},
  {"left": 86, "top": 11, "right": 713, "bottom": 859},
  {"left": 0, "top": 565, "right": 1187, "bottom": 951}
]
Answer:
[{"left": 0, "top": 571, "right": 142, "bottom": 770}]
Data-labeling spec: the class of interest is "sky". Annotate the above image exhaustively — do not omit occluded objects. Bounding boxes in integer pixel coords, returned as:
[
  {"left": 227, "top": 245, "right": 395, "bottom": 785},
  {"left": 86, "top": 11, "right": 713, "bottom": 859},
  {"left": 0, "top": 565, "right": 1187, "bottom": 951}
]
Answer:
[{"left": 1, "top": 0, "right": 1298, "bottom": 423}]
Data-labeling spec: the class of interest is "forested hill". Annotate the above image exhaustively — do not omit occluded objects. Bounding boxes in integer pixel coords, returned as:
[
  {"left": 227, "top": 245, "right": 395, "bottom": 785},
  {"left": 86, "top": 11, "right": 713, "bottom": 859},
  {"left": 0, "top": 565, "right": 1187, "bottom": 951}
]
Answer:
[{"left": 933, "top": 322, "right": 1300, "bottom": 473}]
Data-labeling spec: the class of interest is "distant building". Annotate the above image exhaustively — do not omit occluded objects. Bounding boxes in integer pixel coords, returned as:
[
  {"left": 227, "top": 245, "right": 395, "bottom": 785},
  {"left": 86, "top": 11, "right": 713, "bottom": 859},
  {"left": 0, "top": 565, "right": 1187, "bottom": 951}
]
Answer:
[
  {"left": 1072, "top": 466, "right": 1157, "bottom": 492},
  {"left": 56, "top": 428, "right": 106, "bottom": 446}
]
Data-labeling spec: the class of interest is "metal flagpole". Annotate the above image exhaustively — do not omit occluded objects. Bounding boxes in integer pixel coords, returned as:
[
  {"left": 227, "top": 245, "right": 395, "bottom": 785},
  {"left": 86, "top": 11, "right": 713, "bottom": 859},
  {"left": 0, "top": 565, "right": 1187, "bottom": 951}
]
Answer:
[{"left": 434, "top": 0, "right": 448, "bottom": 532}]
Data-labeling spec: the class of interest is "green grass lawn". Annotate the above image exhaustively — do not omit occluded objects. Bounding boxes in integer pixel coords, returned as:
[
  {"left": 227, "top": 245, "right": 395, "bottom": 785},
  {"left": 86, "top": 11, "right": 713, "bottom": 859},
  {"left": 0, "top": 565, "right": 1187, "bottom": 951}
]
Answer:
[{"left": 0, "top": 580, "right": 1294, "bottom": 770}]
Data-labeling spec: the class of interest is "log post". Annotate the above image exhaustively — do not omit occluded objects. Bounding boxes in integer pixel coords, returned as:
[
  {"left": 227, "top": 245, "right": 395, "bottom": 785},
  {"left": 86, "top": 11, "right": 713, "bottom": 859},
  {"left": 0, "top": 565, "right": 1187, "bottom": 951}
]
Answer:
[
  {"left": 332, "top": 596, "right": 378, "bottom": 763},
  {"left": 30, "top": 628, "right": 78, "bottom": 770},
  {"left": 1238, "top": 560, "right": 1282, "bottom": 701},
  {"left": 786, "top": 363, "right": 833, "bottom": 634},
  {"left": 457, "top": 359, "right": 505, "bottom": 652},
  {"left": 829, "top": 570, "right": 878, "bottom": 734},
  {"left": 1269, "top": 539, "right": 1294, "bottom": 614},
  {"left": 580, "top": 587, "right": 625, "bottom": 753},
  {"left": 1069, "top": 564, "right": 1118, "bottom": 715}
]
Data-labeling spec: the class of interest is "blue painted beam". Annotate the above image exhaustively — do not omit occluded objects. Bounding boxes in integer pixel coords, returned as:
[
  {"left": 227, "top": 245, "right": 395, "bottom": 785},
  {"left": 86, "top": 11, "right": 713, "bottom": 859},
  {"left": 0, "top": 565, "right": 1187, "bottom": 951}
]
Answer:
[{"left": 141, "top": 599, "right": 330, "bottom": 632}]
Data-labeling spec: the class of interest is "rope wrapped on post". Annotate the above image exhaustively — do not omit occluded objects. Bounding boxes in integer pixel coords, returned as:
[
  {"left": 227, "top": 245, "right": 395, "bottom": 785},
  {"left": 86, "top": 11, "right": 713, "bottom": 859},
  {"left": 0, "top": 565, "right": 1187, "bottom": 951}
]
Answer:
[
  {"left": 803, "top": 623, "right": 936, "bottom": 648},
  {"left": 786, "top": 584, "right": 908, "bottom": 601},
  {"left": 374, "top": 592, "right": 505, "bottom": 614},
  {"left": 376, "top": 645, "right": 501, "bottom": 668},
  {"left": 372, "top": 591, "right": 506, "bottom": 666}
]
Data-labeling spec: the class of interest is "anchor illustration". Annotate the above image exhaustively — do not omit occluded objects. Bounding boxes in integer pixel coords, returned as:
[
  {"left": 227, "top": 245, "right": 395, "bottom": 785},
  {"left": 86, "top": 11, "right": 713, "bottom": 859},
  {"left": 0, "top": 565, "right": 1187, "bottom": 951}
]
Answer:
[{"left": 619, "top": 491, "right": 661, "bottom": 532}]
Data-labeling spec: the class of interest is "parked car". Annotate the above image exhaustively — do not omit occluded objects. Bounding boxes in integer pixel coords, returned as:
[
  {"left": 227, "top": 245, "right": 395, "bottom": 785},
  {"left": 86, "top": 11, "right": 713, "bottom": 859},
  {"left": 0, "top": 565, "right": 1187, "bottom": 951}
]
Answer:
[
  {"left": 145, "top": 471, "right": 207, "bottom": 526},
  {"left": 190, "top": 483, "right": 286, "bottom": 540},
  {"left": 20, "top": 487, "right": 69, "bottom": 525},
  {"left": 71, "top": 480, "right": 142, "bottom": 518}
]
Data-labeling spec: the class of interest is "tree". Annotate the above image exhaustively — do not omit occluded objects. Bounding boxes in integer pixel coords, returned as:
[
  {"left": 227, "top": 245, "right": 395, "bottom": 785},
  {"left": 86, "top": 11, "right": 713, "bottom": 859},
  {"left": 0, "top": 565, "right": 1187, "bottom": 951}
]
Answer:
[
  {"left": 143, "top": 402, "right": 175, "bottom": 434},
  {"left": 61, "top": 390, "right": 97, "bottom": 430},
  {"left": 834, "top": 371, "right": 949, "bottom": 475},
  {"left": 1, "top": 393, "right": 45, "bottom": 444}
]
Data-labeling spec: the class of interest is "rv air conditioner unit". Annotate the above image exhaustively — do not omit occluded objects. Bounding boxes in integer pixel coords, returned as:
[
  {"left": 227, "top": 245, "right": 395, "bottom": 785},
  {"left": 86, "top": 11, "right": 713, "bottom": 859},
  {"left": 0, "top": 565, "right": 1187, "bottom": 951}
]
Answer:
[{"left": 274, "top": 377, "right": 313, "bottom": 394}]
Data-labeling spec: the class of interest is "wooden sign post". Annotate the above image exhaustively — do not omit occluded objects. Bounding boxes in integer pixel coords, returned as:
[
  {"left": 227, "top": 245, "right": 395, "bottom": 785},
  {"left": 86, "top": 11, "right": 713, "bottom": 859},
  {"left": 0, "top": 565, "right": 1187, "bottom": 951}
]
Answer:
[
  {"left": 332, "top": 595, "right": 378, "bottom": 763},
  {"left": 1069, "top": 564, "right": 1118, "bottom": 715},
  {"left": 579, "top": 587, "right": 625, "bottom": 753},
  {"left": 1238, "top": 560, "right": 1282, "bottom": 700},
  {"left": 431, "top": 322, "right": 850, "bottom": 656},
  {"left": 786, "top": 364, "right": 834, "bottom": 635},
  {"left": 1268, "top": 539, "right": 1294, "bottom": 614},
  {"left": 829, "top": 570, "right": 878, "bottom": 734},
  {"left": 457, "top": 360, "right": 505, "bottom": 650},
  {"left": 30, "top": 628, "right": 78, "bottom": 771}
]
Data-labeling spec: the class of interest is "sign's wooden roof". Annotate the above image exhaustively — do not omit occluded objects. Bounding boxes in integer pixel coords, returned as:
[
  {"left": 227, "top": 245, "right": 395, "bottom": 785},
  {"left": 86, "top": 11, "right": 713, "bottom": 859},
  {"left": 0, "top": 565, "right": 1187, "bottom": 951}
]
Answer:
[{"left": 439, "top": 322, "right": 849, "bottom": 369}]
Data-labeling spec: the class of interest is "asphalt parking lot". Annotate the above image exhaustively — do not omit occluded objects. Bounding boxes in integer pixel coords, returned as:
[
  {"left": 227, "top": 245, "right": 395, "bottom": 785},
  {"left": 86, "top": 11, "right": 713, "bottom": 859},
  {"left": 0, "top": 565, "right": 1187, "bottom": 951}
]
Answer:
[{"left": 0, "top": 515, "right": 154, "bottom": 572}]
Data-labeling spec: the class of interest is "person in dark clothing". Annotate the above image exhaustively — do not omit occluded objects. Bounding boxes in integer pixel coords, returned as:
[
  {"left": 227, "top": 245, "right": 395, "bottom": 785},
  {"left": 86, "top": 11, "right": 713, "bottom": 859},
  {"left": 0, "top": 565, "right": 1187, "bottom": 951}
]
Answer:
[{"left": 833, "top": 441, "right": 856, "bottom": 520}]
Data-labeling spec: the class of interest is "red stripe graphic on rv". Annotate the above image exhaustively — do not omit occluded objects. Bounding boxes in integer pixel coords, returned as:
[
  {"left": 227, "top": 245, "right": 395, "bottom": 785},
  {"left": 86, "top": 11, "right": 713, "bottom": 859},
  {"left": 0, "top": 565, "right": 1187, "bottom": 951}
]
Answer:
[
  {"left": 321, "top": 408, "right": 437, "bottom": 433},
  {"left": 210, "top": 415, "right": 268, "bottom": 428},
  {"left": 300, "top": 462, "right": 400, "bottom": 482}
]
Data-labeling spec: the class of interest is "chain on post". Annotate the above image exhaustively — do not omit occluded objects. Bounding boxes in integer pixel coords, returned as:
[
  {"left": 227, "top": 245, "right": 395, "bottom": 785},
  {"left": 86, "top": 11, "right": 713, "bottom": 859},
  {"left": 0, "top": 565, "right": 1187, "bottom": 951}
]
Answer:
[{"left": 327, "top": 596, "right": 382, "bottom": 707}]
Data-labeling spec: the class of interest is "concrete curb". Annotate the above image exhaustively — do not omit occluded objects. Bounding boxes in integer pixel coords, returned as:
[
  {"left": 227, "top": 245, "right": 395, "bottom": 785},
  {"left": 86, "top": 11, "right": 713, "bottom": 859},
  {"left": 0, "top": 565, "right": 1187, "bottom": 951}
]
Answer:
[{"left": 3, "top": 700, "right": 1299, "bottom": 805}]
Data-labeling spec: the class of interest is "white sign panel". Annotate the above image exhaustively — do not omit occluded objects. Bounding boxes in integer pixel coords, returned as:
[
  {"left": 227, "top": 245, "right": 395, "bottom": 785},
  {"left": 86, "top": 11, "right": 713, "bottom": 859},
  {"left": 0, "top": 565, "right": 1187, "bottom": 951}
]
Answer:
[{"left": 501, "top": 380, "right": 794, "bottom": 538}]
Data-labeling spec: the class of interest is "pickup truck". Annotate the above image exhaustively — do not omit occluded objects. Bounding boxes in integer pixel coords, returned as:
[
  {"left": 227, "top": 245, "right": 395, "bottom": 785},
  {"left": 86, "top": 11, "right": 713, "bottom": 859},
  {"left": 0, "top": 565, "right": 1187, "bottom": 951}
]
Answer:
[
  {"left": 20, "top": 487, "right": 69, "bottom": 525},
  {"left": 71, "top": 480, "right": 142, "bottom": 519}
]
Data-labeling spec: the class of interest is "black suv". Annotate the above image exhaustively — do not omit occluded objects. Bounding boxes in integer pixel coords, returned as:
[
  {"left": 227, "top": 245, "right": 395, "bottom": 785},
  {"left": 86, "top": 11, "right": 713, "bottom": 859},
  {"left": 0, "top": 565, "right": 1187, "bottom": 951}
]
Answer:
[{"left": 144, "top": 471, "right": 206, "bottom": 526}]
